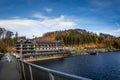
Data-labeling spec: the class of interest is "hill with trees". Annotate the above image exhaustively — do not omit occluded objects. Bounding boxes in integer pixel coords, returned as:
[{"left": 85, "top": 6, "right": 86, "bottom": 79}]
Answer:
[{"left": 37, "top": 29, "right": 120, "bottom": 51}]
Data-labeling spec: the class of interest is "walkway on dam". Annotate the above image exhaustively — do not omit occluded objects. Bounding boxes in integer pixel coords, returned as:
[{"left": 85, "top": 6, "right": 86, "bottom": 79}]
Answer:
[{"left": 0, "top": 54, "right": 20, "bottom": 80}]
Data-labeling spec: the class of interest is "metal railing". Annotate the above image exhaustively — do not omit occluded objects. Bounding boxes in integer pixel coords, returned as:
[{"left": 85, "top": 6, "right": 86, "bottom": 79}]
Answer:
[{"left": 12, "top": 55, "right": 92, "bottom": 80}]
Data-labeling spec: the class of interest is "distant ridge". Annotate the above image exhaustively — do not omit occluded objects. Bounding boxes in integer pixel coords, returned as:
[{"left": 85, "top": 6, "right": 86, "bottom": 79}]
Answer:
[
  {"left": 36, "top": 28, "right": 120, "bottom": 51},
  {"left": 37, "top": 28, "right": 114, "bottom": 40},
  {"left": 37, "top": 29, "right": 87, "bottom": 40}
]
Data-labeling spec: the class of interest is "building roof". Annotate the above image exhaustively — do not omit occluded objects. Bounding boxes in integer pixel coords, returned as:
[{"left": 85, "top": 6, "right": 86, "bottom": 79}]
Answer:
[
  {"left": 16, "top": 39, "right": 62, "bottom": 44},
  {"left": 35, "top": 40, "right": 60, "bottom": 43}
]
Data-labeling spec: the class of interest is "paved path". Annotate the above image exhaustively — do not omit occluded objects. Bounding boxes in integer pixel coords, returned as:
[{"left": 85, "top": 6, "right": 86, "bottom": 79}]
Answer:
[{"left": 0, "top": 54, "right": 20, "bottom": 80}]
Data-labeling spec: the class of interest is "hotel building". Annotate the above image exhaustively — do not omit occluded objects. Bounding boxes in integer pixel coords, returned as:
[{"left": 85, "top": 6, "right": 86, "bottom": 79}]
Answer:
[{"left": 16, "top": 39, "right": 66, "bottom": 60}]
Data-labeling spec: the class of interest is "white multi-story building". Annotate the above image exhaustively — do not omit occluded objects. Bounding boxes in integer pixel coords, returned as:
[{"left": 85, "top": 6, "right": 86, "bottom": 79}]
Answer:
[{"left": 16, "top": 39, "right": 65, "bottom": 59}]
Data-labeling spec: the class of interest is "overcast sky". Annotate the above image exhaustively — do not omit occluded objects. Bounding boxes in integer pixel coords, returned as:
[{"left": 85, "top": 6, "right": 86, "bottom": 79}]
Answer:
[{"left": 0, "top": 0, "right": 120, "bottom": 38}]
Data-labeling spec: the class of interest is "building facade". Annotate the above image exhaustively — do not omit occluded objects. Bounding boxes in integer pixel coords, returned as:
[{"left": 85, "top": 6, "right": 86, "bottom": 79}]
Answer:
[{"left": 16, "top": 39, "right": 65, "bottom": 60}]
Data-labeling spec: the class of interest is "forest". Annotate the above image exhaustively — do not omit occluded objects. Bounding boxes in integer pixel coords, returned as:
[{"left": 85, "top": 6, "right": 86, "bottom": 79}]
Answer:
[{"left": 42, "top": 29, "right": 120, "bottom": 51}]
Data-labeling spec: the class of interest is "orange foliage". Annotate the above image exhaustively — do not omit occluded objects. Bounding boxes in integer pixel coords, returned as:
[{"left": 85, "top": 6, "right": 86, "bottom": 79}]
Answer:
[{"left": 37, "top": 34, "right": 57, "bottom": 40}]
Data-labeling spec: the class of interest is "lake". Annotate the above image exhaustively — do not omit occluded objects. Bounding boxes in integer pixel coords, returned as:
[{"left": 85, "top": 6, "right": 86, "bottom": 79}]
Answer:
[{"left": 35, "top": 51, "right": 120, "bottom": 80}]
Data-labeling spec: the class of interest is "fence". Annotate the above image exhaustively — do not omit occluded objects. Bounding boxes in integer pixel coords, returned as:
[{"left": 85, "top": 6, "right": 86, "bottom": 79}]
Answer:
[{"left": 13, "top": 55, "right": 91, "bottom": 80}]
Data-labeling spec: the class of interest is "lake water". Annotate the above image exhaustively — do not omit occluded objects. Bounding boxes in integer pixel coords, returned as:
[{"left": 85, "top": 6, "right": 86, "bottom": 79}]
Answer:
[{"left": 35, "top": 51, "right": 120, "bottom": 80}]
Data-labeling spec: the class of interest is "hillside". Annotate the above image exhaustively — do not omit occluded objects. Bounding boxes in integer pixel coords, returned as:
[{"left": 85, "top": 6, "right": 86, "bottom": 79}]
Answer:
[
  {"left": 37, "top": 29, "right": 88, "bottom": 40},
  {"left": 37, "top": 29, "right": 120, "bottom": 51}
]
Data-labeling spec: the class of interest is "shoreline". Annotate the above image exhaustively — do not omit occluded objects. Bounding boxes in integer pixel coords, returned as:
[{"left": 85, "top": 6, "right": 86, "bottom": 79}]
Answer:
[
  {"left": 24, "top": 55, "right": 67, "bottom": 62},
  {"left": 71, "top": 49, "right": 120, "bottom": 56}
]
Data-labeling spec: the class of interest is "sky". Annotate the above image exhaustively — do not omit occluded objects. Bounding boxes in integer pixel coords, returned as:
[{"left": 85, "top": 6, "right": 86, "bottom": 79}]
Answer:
[{"left": 0, "top": 0, "right": 120, "bottom": 38}]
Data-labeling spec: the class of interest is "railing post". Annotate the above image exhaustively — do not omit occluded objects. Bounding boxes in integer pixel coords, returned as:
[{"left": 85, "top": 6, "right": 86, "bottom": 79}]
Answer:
[
  {"left": 49, "top": 72, "right": 55, "bottom": 80},
  {"left": 18, "top": 60, "right": 22, "bottom": 80},
  {"left": 22, "top": 62, "right": 26, "bottom": 80},
  {"left": 14, "top": 56, "right": 18, "bottom": 70},
  {"left": 29, "top": 65, "right": 33, "bottom": 80}
]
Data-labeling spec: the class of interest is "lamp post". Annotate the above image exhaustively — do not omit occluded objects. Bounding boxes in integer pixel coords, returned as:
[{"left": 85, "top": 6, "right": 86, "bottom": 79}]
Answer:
[
  {"left": 33, "top": 35, "right": 37, "bottom": 61},
  {"left": 20, "top": 40, "right": 23, "bottom": 60}
]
